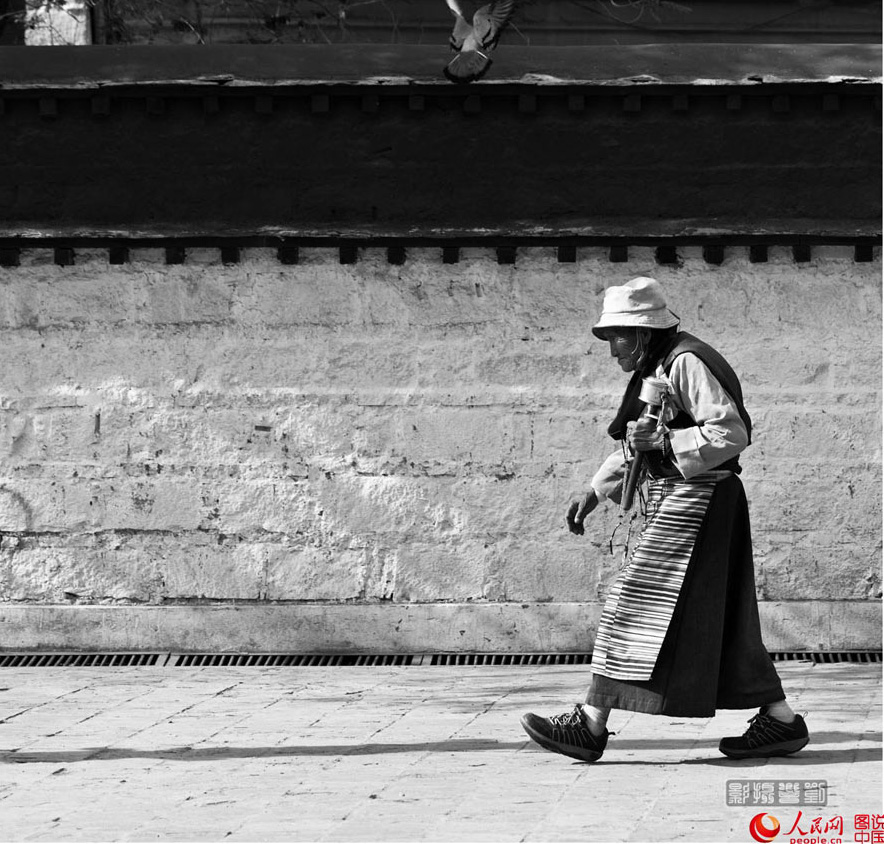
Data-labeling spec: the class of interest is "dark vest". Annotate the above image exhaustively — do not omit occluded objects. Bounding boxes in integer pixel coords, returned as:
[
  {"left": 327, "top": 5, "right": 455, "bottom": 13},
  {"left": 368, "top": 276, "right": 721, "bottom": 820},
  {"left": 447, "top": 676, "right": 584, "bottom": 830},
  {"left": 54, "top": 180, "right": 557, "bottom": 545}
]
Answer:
[{"left": 607, "top": 332, "right": 752, "bottom": 475}]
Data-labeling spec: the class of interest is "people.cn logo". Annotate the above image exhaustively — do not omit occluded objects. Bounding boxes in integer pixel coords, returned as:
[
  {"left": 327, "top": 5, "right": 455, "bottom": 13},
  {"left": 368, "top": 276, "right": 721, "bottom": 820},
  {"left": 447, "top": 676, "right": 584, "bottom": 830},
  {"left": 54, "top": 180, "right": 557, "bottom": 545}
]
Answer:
[{"left": 749, "top": 813, "right": 781, "bottom": 843}]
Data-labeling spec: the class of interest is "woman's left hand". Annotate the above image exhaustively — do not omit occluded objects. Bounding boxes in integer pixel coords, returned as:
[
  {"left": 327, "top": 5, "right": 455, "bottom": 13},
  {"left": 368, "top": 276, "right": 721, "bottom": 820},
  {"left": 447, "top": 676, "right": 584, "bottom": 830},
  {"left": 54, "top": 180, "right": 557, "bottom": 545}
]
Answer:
[{"left": 628, "top": 417, "right": 668, "bottom": 453}]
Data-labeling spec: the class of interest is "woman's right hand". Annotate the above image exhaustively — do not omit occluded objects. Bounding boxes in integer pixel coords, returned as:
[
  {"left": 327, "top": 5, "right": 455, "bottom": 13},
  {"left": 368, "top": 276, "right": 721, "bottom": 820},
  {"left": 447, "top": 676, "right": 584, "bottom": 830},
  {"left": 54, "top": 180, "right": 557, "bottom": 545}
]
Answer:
[{"left": 566, "top": 490, "right": 598, "bottom": 535}]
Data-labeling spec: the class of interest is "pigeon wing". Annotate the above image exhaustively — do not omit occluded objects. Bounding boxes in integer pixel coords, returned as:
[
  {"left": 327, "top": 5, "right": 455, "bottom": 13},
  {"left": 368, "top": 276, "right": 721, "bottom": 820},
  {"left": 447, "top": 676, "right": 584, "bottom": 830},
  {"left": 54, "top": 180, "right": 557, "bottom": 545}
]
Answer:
[
  {"left": 446, "top": 0, "right": 473, "bottom": 49},
  {"left": 473, "top": 0, "right": 514, "bottom": 48}
]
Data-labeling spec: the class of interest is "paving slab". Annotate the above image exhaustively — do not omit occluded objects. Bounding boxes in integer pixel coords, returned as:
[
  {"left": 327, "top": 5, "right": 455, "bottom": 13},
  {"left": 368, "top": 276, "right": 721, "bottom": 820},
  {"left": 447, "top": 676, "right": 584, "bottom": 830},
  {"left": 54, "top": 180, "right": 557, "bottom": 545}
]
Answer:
[{"left": 0, "top": 662, "right": 880, "bottom": 843}]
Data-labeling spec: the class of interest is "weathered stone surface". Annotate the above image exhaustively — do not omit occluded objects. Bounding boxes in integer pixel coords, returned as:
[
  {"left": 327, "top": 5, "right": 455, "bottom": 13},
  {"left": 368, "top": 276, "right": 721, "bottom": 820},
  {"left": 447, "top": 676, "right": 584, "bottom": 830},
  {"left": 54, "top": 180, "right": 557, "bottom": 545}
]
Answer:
[
  {"left": 1, "top": 539, "right": 162, "bottom": 602},
  {"left": 0, "top": 246, "right": 879, "bottom": 647},
  {"left": 158, "top": 540, "right": 266, "bottom": 601},
  {"left": 138, "top": 269, "right": 237, "bottom": 326},
  {"left": 0, "top": 601, "right": 878, "bottom": 652}
]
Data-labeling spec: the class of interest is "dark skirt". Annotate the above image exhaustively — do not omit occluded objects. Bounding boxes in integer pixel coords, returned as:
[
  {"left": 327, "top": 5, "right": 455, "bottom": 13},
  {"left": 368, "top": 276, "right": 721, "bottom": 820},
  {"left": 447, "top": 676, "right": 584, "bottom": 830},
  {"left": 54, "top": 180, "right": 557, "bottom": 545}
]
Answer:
[{"left": 584, "top": 474, "right": 785, "bottom": 717}]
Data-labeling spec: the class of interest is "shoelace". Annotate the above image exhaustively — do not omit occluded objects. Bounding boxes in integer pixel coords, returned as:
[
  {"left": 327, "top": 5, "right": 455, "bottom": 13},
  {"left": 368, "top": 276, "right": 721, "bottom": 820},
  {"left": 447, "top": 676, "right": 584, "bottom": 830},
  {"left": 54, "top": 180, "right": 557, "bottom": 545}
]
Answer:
[
  {"left": 744, "top": 713, "right": 791, "bottom": 747},
  {"left": 547, "top": 708, "right": 616, "bottom": 738},
  {"left": 548, "top": 707, "right": 584, "bottom": 728}
]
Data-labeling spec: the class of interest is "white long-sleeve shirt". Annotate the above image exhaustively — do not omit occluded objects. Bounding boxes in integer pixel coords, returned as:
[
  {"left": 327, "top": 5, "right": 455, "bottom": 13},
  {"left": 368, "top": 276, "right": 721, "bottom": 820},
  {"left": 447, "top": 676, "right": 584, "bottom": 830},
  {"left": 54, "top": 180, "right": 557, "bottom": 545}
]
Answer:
[{"left": 591, "top": 352, "right": 749, "bottom": 502}]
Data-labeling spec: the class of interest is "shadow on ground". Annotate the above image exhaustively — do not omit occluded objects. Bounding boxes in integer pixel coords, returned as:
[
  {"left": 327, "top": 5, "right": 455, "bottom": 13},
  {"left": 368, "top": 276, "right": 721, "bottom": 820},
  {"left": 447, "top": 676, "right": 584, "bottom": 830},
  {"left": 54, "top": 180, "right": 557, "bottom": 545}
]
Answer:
[
  {"left": 1, "top": 738, "right": 526, "bottom": 763},
  {"left": 1, "top": 732, "right": 879, "bottom": 765}
]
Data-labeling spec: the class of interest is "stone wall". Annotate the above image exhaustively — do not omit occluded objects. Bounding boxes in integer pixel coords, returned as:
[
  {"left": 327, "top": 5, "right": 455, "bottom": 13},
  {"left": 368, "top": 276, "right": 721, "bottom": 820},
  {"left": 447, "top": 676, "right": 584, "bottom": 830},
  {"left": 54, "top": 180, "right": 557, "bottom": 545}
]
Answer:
[{"left": 0, "top": 244, "right": 880, "bottom": 649}]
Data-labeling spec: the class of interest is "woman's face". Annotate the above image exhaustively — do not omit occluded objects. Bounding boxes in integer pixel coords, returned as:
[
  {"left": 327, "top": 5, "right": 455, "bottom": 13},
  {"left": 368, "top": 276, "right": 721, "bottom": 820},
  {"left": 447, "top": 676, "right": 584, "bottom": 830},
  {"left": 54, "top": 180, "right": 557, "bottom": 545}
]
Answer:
[{"left": 604, "top": 328, "right": 644, "bottom": 372}]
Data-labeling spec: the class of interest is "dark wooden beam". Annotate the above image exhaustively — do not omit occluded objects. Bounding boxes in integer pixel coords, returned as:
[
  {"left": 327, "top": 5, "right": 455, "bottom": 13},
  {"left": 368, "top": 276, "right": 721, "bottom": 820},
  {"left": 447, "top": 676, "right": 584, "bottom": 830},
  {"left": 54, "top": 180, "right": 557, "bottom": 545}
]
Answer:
[
  {"left": 792, "top": 244, "right": 812, "bottom": 263},
  {"left": 54, "top": 247, "right": 74, "bottom": 266},
  {"left": 655, "top": 245, "right": 679, "bottom": 265},
  {"left": 749, "top": 245, "right": 769, "bottom": 263},
  {"left": 165, "top": 246, "right": 185, "bottom": 265},
  {"left": 339, "top": 245, "right": 358, "bottom": 264},
  {"left": 277, "top": 245, "right": 300, "bottom": 264},
  {"left": 854, "top": 243, "right": 874, "bottom": 262},
  {"left": 0, "top": 248, "right": 20, "bottom": 267},
  {"left": 108, "top": 246, "right": 129, "bottom": 265},
  {"left": 703, "top": 245, "right": 725, "bottom": 265},
  {"left": 387, "top": 245, "right": 406, "bottom": 265},
  {"left": 220, "top": 246, "right": 241, "bottom": 264}
]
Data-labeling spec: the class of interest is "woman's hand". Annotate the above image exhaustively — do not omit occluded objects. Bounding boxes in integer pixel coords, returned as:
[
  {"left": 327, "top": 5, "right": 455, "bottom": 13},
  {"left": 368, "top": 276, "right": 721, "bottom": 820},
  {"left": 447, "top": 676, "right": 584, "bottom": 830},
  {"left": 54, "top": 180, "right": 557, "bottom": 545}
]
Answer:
[
  {"left": 566, "top": 490, "right": 598, "bottom": 535},
  {"left": 628, "top": 417, "right": 669, "bottom": 453}
]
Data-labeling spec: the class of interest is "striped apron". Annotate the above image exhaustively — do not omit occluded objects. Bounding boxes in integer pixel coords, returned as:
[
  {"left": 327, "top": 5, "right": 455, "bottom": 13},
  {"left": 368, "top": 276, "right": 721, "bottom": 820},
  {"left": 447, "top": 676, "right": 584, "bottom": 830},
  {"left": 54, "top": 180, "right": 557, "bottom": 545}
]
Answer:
[{"left": 590, "top": 475, "right": 719, "bottom": 681}]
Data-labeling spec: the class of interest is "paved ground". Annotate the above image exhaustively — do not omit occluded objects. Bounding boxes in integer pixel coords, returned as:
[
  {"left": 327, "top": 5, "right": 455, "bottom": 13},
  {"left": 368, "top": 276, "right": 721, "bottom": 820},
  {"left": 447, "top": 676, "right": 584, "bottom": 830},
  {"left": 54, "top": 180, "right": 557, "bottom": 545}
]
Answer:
[{"left": 0, "top": 661, "right": 880, "bottom": 843}]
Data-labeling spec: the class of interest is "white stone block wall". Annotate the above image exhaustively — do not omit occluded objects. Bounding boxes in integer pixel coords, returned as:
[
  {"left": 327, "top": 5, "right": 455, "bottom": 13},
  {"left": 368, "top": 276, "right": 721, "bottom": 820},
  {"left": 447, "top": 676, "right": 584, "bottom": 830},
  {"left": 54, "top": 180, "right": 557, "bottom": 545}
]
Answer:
[
  {"left": 24, "top": 0, "right": 92, "bottom": 44},
  {"left": 0, "top": 245, "right": 880, "bottom": 634}
]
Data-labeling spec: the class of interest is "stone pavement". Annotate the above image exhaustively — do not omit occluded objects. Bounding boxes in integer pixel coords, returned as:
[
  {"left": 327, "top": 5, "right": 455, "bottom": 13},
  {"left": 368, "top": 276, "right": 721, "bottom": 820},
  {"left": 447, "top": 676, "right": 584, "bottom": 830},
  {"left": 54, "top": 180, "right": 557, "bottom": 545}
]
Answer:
[{"left": 0, "top": 661, "right": 880, "bottom": 843}]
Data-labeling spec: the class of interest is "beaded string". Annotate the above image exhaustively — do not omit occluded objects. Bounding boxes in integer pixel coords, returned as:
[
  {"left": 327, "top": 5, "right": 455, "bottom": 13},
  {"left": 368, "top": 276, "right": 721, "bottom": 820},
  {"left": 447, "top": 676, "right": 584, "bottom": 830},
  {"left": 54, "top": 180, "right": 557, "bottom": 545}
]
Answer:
[
  {"left": 608, "top": 379, "right": 674, "bottom": 565},
  {"left": 608, "top": 438, "right": 648, "bottom": 567}
]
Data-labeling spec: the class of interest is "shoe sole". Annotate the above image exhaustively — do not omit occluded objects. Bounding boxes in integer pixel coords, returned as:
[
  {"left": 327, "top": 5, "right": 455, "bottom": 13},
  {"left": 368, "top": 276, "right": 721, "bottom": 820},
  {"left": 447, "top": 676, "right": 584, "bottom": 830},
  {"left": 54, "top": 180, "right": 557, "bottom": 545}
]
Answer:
[
  {"left": 719, "top": 736, "right": 809, "bottom": 759},
  {"left": 519, "top": 715, "right": 604, "bottom": 763}
]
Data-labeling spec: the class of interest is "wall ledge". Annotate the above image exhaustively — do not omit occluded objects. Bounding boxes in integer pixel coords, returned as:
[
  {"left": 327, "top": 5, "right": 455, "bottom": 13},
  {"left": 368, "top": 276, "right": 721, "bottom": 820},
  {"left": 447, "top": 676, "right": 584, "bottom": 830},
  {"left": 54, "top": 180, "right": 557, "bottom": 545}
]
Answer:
[
  {"left": 0, "top": 601, "right": 879, "bottom": 653},
  {"left": 1, "top": 224, "right": 881, "bottom": 243},
  {"left": 0, "top": 44, "right": 879, "bottom": 89}
]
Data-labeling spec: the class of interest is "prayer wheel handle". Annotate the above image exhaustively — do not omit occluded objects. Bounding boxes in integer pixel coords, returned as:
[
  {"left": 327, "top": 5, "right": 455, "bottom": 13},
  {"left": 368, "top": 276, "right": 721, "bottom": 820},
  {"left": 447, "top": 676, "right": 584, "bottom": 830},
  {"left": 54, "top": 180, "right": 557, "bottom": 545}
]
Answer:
[{"left": 621, "top": 376, "right": 669, "bottom": 511}]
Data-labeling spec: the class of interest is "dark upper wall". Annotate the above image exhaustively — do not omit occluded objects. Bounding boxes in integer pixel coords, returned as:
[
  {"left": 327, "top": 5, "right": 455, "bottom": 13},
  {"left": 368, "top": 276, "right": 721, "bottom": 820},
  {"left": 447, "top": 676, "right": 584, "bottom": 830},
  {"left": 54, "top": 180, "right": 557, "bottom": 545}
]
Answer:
[
  {"left": 5, "top": 0, "right": 882, "bottom": 45},
  {"left": 0, "top": 44, "right": 880, "bottom": 239},
  {"left": 77, "top": 0, "right": 884, "bottom": 46}
]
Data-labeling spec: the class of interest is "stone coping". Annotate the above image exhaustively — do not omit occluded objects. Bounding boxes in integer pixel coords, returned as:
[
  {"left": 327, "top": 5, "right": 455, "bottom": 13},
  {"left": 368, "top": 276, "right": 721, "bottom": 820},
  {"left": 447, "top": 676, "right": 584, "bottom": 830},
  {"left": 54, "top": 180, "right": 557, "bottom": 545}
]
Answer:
[
  {"left": 0, "top": 43, "right": 879, "bottom": 89},
  {"left": 0, "top": 600, "right": 879, "bottom": 652}
]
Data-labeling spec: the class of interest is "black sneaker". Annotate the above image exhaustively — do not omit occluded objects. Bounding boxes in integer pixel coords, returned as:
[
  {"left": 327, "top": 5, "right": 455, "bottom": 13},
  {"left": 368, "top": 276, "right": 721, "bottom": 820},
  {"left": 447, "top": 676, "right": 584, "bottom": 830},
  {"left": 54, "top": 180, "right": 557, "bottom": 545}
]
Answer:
[
  {"left": 719, "top": 707, "right": 809, "bottom": 759},
  {"left": 520, "top": 705, "right": 610, "bottom": 762}
]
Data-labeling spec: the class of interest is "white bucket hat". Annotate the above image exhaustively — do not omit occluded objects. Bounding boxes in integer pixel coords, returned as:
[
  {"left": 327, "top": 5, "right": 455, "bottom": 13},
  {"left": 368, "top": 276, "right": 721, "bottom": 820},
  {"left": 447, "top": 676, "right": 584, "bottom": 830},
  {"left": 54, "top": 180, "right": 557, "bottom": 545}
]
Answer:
[{"left": 592, "top": 276, "right": 680, "bottom": 338}]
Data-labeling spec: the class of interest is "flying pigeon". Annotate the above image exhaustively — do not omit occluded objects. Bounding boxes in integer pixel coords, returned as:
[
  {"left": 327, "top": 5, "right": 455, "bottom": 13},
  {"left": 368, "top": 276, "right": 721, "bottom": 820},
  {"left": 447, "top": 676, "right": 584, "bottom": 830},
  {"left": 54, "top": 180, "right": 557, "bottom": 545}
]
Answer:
[{"left": 444, "top": 0, "right": 515, "bottom": 83}]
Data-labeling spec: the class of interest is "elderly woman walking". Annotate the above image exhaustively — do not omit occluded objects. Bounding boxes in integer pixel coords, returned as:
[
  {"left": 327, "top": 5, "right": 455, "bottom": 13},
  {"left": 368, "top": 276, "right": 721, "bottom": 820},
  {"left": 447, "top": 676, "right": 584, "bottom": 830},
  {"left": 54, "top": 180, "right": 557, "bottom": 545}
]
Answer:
[{"left": 520, "top": 277, "right": 810, "bottom": 762}]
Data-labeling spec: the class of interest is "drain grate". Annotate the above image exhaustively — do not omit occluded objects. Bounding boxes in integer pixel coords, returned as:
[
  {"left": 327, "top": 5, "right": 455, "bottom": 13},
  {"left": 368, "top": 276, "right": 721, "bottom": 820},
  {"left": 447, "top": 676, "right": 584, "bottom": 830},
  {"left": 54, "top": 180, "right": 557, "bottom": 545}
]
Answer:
[
  {"left": 427, "top": 653, "right": 595, "bottom": 666},
  {"left": 169, "top": 653, "right": 598, "bottom": 667},
  {"left": 769, "top": 651, "right": 882, "bottom": 664},
  {"left": 0, "top": 651, "right": 879, "bottom": 668},
  {"left": 169, "top": 651, "right": 880, "bottom": 666},
  {"left": 0, "top": 652, "right": 163, "bottom": 668},
  {"left": 171, "top": 653, "right": 416, "bottom": 667}
]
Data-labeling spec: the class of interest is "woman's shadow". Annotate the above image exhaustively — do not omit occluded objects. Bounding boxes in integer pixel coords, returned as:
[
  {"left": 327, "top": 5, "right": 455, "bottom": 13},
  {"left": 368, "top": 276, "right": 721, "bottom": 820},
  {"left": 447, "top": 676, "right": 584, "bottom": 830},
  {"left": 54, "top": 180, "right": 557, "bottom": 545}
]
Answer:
[{"left": 1, "top": 731, "right": 879, "bottom": 765}]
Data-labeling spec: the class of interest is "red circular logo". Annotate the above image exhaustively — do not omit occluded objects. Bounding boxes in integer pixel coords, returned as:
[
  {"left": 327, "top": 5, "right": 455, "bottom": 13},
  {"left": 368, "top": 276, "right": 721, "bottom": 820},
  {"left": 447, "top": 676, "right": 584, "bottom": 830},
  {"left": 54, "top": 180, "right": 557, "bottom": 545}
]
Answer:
[{"left": 749, "top": 813, "right": 780, "bottom": 843}]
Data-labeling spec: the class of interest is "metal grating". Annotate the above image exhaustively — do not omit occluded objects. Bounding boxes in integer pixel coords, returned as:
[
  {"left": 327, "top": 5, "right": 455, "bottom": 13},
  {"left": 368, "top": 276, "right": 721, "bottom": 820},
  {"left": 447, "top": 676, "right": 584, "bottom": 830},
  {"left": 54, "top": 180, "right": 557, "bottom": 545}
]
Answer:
[
  {"left": 770, "top": 651, "right": 882, "bottom": 664},
  {"left": 428, "top": 653, "right": 595, "bottom": 666},
  {"left": 0, "top": 652, "right": 163, "bottom": 667},
  {"left": 0, "top": 651, "right": 879, "bottom": 668},
  {"left": 171, "top": 653, "right": 416, "bottom": 667}
]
